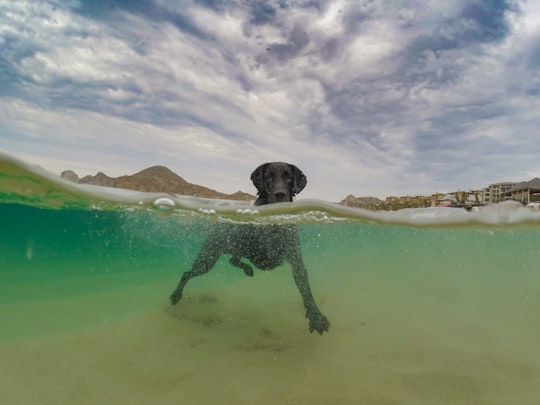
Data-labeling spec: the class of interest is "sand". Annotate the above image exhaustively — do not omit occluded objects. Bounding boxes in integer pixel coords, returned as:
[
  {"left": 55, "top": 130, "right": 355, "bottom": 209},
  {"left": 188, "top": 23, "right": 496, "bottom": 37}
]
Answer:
[{"left": 1, "top": 271, "right": 539, "bottom": 405}]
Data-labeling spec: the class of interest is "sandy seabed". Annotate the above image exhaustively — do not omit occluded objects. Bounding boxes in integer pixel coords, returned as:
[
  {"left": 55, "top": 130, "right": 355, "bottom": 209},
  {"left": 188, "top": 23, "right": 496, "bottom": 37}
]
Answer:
[{"left": 1, "top": 270, "right": 540, "bottom": 405}]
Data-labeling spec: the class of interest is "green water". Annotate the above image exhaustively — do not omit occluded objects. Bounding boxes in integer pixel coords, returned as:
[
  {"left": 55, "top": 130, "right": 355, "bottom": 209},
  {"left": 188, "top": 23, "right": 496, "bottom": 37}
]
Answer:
[{"left": 1, "top": 153, "right": 540, "bottom": 404}]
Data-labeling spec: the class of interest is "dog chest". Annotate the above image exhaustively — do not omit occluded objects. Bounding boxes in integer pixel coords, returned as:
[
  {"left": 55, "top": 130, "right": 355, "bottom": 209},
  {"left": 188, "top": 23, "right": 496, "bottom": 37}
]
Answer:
[{"left": 222, "top": 224, "right": 299, "bottom": 270}]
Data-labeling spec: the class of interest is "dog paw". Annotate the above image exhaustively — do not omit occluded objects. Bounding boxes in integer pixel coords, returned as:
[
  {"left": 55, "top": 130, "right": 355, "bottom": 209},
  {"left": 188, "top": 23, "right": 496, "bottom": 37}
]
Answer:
[
  {"left": 170, "top": 290, "right": 182, "bottom": 305},
  {"left": 308, "top": 312, "right": 330, "bottom": 335},
  {"left": 243, "top": 267, "right": 254, "bottom": 277}
]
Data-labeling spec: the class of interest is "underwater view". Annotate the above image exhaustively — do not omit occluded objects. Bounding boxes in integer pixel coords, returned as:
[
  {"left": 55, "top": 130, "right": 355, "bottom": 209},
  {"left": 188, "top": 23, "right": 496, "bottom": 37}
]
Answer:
[{"left": 1, "top": 152, "right": 540, "bottom": 404}]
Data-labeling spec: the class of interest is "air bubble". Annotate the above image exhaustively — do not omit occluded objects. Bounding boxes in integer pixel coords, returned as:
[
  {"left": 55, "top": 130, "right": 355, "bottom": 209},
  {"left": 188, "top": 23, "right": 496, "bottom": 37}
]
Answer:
[
  {"left": 198, "top": 208, "right": 216, "bottom": 214},
  {"left": 153, "top": 197, "right": 175, "bottom": 209},
  {"left": 235, "top": 208, "right": 259, "bottom": 214}
]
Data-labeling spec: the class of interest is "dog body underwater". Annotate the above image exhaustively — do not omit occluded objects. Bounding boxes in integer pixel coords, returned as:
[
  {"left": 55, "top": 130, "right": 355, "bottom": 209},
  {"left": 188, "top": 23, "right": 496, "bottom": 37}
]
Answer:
[{"left": 170, "top": 162, "right": 330, "bottom": 334}]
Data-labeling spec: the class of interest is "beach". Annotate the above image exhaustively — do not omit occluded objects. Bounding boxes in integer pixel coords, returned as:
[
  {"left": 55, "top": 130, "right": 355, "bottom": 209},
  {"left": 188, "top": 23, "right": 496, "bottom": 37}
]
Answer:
[{"left": 2, "top": 261, "right": 539, "bottom": 404}]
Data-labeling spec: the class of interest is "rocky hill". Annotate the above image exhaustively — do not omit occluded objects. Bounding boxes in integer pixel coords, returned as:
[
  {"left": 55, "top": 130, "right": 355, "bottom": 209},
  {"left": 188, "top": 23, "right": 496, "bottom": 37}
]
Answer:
[{"left": 61, "top": 166, "right": 255, "bottom": 201}]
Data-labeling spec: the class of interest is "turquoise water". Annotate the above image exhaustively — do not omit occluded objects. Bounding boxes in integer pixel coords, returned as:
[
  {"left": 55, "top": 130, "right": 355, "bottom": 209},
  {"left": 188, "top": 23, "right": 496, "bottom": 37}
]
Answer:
[{"left": 1, "top": 152, "right": 540, "bottom": 404}]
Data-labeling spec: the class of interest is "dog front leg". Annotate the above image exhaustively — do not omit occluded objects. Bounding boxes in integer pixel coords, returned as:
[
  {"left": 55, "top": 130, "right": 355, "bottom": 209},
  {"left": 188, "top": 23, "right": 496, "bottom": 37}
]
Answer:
[
  {"left": 170, "top": 246, "right": 220, "bottom": 305},
  {"left": 291, "top": 260, "right": 330, "bottom": 335}
]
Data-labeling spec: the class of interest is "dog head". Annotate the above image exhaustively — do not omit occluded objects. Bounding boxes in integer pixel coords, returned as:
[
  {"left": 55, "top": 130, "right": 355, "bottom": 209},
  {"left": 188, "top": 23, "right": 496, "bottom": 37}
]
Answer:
[{"left": 251, "top": 162, "right": 307, "bottom": 206}]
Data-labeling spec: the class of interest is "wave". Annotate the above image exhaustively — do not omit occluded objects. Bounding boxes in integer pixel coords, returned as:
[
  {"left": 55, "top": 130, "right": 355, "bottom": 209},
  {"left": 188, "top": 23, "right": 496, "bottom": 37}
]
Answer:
[{"left": 1, "top": 151, "right": 539, "bottom": 227}]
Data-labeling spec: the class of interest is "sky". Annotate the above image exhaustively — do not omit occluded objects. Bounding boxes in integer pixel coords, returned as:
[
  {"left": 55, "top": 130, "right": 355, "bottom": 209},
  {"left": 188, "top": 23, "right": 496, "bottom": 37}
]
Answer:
[{"left": 1, "top": 0, "right": 539, "bottom": 201}]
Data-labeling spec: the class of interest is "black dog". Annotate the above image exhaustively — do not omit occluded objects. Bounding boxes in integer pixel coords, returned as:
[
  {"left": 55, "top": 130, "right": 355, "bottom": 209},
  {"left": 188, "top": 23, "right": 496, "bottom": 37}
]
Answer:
[{"left": 170, "top": 162, "right": 330, "bottom": 335}]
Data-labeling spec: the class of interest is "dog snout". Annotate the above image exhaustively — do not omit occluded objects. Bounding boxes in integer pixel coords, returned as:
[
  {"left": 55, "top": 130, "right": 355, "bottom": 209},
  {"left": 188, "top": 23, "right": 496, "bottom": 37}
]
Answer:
[{"left": 273, "top": 191, "right": 287, "bottom": 202}]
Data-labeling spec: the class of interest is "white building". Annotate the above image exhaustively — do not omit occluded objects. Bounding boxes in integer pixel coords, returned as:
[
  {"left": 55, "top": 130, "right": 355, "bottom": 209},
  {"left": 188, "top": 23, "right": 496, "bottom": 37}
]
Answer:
[{"left": 486, "top": 182, "right": 516, "bottom": 204}]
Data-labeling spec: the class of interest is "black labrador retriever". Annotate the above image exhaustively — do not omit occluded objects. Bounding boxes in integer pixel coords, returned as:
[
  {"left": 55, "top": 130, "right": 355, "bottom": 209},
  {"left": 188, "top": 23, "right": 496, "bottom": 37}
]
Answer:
[{"left": 170, "top": 162, "right": 330, "bottom": 335}]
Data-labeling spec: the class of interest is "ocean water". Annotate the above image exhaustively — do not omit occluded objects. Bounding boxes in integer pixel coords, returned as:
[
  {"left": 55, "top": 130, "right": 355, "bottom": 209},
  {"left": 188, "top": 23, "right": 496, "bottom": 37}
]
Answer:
[{"left": 1, "top": 152, "right": 540, "bottom": 404}]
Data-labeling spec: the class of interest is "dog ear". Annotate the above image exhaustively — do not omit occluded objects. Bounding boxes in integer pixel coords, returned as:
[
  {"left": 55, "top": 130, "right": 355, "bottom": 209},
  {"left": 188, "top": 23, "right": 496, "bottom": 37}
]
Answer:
[
  {"left": 251, "top": 163, "right": 268, "bottom": 194},
  {"left": 290, "top": 164, "right": 307, "bottom": 195}
]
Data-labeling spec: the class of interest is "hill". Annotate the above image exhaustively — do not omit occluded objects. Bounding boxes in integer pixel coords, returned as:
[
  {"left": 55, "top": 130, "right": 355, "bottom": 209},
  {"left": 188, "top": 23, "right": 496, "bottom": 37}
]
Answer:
[{"left": 61, "top": 166, "right": 255, "bottom": 201}]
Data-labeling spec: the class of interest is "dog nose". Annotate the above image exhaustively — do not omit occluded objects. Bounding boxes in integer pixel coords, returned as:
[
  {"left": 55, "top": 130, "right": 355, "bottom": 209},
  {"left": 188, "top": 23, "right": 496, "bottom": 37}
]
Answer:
[{"left": 274, "top": 192, "right": 286, "bottom": 201}]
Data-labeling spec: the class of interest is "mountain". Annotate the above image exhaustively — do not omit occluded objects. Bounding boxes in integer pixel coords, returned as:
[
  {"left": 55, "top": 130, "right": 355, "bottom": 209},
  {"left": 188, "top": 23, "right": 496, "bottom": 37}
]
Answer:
[{"left": 61, "top": 165, "right": 255, "bottom": 201}]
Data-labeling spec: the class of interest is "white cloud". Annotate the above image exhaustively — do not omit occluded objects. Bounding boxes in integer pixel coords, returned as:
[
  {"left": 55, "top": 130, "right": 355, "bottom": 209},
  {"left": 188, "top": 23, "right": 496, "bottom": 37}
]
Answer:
[{"left": 347, "top": 22, "right": 399, "bottom": 74}]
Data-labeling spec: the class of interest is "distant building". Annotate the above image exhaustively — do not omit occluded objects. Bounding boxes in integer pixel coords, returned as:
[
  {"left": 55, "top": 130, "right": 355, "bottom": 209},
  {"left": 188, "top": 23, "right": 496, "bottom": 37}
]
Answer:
[
  {"left": 381, "top": 179, "right": 539, "bottom": 211},
  {"left": 505, "top": 178, "right": 540, "bottom": 204},
  {"left": 467, "top": 189, "right": 484, "bottom": 205},
  {"left": 430, "top": 193, "right": 446, "bottom": 206},
  {"left": 486, "top": 182, "right": 516, "bottom": 204},
  {"left": 436, "top": 194, "right": 456, "bottom": 207},
  {"left": 385, "top": 195, "right": 433, "bottom": 208}
]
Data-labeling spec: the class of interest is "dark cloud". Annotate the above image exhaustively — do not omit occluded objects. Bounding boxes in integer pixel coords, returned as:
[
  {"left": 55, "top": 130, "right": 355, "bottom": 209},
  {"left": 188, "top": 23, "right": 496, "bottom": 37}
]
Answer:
[
  {"left": 0, "top": 37, "right": 33, "bottom": 93},
  {"left": 194, "top": 0, "right": 234, "bottom": 12},
  {"left": 194, "top": 0, "right": 288, "bottom": 25},
  {"left": 249, "top": 0, "right": 278, "bottom": 25},
  {"left": 435, "top": 0, "right": 515, "bottom": 49},
  {"left": 264, "top": 24, "right": 310, "bottom": 62},
  {"left": 400, "top": 1, "right": 516, "bottom": 75},
  {"left": 320, "top": 37, "right": 340, "bottom": 61},
  {"left": 342, "top": 7, "right": 372, "bottom": 34},
  {"left": 71, "top": 0, "right": 157, "bottom": 20},
  {"left": 74, "top": 0, "right": 209, "bottom": 40},
  {"left": 460, "top": 0, "right": 516, "bottom": 43}
]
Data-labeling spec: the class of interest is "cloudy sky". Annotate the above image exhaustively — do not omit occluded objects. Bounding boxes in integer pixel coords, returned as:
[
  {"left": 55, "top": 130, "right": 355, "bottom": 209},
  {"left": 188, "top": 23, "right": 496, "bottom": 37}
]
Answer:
[{"left": 1, "top": 0, "right": 539, "bottom": 201}]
